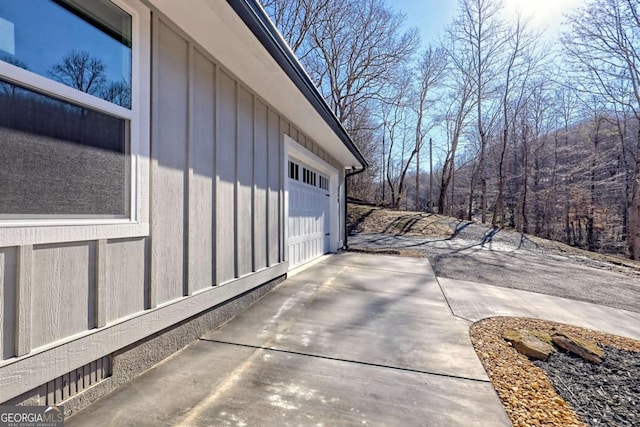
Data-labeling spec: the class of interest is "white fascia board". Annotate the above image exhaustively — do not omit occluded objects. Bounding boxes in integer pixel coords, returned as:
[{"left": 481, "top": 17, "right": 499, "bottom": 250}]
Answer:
[{"left": 147, "top": 0, "right": 362, "bottom": 169}]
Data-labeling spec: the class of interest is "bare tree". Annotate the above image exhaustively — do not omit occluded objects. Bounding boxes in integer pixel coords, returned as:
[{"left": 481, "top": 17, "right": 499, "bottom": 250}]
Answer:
[
  {"left": 413, "top": 46, "right": 447, "bottom": 210},
  {"left": 101, "top": 79, "right": 131, "bottom": 109},
  {"left": 263, "top": 0, "right": 418, "bottom": 201},
  {"left": 451, "top": 0, "right": 509, "bottom": 223},
  {"left": 437, "top": 73, "right": 474, "bottom": 215},
  {"left": 493, "top": 14, "right": 543, "bottom": 226},
  {"left": 305, "top": 0, "right": 418, "bottom": 128},
  {"left": 48, "top": 50, "right": 106, "bottom": 95},
  {"left": 563, "top": 0, "right": 640, "bottom": 258},
  {"left": 382, "top": 76, "right": 412, "bottom": 208},
  {"left": 260, "top": 0, "right": 326, "bottom": 57}
]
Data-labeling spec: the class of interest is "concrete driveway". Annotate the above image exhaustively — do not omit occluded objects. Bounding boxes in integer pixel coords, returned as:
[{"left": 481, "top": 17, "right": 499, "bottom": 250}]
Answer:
[{"left": 66, "top": 252, "right": 640, "bottom": 426}]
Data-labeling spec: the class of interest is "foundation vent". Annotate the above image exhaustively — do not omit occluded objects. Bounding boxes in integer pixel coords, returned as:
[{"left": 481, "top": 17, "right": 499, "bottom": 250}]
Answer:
[{"left": 44, "top": 356, "right": 112, "bottom": 406}]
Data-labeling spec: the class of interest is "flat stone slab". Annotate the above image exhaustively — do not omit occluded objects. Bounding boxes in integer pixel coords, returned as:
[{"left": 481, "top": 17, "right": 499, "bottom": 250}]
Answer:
[{"left": 503, "top": 328, "right": 556, "bottom": 361}]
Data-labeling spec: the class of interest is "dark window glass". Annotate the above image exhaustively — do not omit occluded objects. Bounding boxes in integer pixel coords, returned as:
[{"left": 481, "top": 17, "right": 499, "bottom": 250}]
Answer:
[
  {"left": 0, "top": 79, "right": 130, "bottom": 217},
  {"left": 0, "top": 0, "right": 132, "bottom": 108}
]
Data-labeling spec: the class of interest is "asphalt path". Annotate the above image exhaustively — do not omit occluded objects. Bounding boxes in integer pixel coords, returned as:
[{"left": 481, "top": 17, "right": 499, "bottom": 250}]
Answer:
[{"left": 348, "top": 225, "right": 640, "bottom": 314}]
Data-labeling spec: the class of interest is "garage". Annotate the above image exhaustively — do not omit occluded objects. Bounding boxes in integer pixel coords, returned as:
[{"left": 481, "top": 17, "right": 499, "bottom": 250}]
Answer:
[{"left": 287, "top": 157, "right": 332, "bottom": 268}]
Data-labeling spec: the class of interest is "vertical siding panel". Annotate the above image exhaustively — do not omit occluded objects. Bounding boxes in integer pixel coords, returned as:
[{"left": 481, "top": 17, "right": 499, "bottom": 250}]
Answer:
[
  {"left": 298, "top": 132, "right": 307, "bottom": 148},
  {"left": 95, "top": 240, "right": 107, "bottom": 328},
  {"left": 16, "top": 245, "right": 32, "bottom": 356},
  {"left": 0, "top": 247, "right": 17, "bottom": 360},
  {"left": 254, "top": 100, "right": 268, "bottom": 271},
  {"left": 279, "top": 120, "right": 286, "bottom": 262},
  {"left": 152, "top": 21, "right": 188, "bottom": 304},
  {"left": 217, "top": 71, "right": 237, "bottom": 283},
  {"left": 237, "top": 86, "right": 254, "bottom": 277},
  {"left": 105, "top": 238, "right": 146, "bottom": 322},
  {"left": 31, "top": 243, "right": 94, "bottom": 349},
  {"left": 189, "top": 49, "right": 216, "bottom": 292},
  {"left": 280, "top": 119, "right": 290, "bottom": 139},
  {"left": 16, "top": 246, "right": 31, "bottom": 357},
  {"left": 267, "top": 109, "right": 280, "bottom": 266}
]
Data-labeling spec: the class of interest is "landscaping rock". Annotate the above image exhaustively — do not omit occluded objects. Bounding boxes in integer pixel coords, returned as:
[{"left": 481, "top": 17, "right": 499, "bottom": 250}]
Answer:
[
  {"left": 503, "top": 328, "right": 557, "bottom": 361},
  {"left": 552, "top": 330, "right": 604, "bottom": 364},
  {"left": 534, "top": 346, "right": 640, "bottom": 427}
]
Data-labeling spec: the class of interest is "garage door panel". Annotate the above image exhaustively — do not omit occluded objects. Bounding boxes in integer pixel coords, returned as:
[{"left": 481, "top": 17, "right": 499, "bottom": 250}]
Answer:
[{"left": 288, "top": 163, "right": 330, "bottom": 269}]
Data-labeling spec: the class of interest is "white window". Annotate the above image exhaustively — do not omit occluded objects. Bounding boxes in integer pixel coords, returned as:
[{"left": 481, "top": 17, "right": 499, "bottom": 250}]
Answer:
[
  {"left": 0, "top": 0, "right": 150, "bottom": 244},
  {"left": 288, "top": 160, "right": 299, "bottom": 181},
  {"left": 302, "top": 167, "right": 317, "bottom": 187},
  {"left": 319, "top": 175, "right": 329, "bottom": 191}
]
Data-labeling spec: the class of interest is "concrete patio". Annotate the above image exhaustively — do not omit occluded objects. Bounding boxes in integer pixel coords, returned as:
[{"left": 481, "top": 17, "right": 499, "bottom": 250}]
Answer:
[{"left": 66, "top": 252, "right": 640, "bottom": 426}]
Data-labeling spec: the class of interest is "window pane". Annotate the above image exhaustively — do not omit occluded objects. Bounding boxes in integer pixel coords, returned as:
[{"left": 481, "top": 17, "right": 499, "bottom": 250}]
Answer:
[
  {"left": 0, "top": 0, "right": 132, "bottom": 108},
  {"left": 0, "top": 79, "right": 130, "bottom": 217}
]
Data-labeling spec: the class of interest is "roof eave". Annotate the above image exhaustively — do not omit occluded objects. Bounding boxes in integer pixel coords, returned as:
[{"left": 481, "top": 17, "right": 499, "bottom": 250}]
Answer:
[{"left": 226, "top": 0, "right": 368, "bottom": 170}]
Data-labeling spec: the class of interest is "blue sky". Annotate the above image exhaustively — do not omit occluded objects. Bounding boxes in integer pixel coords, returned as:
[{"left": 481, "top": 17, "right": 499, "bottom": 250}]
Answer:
[
  {"left": 391, "top": 0, "right": 586, "bottom": 45},
  {"left": 392, "top": 0, "right": 458, "bottom": 45}
]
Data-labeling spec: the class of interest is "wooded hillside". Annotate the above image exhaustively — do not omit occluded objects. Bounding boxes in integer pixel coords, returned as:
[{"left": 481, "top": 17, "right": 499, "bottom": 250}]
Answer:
[{"left": 262, "top": 0, "right": 640, "bottom": 259}]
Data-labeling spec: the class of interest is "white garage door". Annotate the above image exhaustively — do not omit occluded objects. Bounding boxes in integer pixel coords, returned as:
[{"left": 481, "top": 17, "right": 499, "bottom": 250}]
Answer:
[{"left": 288, "top": 160, "right": 331, "bottom": 268}]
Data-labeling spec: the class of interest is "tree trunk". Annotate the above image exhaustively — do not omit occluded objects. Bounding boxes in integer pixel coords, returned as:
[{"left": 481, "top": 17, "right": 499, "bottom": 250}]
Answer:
[
  {"left": 629, "top": 125, "right": 640, "bottom": 260},
  {"left": 520, "top": 124, "right": 529, "bottom": 234},
  {"left": 468, "top": 162, "right": 477, "bottom": 221},
  {"left": 429, "top": 138, "right": 433, "bottom": 213},
  {"left": 415, "top": 146, "right": 420, "bottom": 210},
  {"left": 563, "top": 126, "right": 571, "bottom": 244},
  {"left": 478, "top": 123, "right": 487, "bottom": 223},
  {"left": 587, "top": 120, "right": 601, "bottom": 252},
  {"left": 493, "top": 127, "right": 508, "bottom": 226}
]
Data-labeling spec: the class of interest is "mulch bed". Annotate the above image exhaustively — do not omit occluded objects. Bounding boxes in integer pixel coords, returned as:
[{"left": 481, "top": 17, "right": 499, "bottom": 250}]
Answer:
[{"left": 470, "top": 317, "right": 640, "bottom": 427}]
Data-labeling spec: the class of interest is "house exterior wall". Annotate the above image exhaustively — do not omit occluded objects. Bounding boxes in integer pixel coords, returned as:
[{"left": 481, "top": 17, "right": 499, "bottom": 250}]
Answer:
[{"left": 0, "top": 6, "right": 344, "bottom": 406}]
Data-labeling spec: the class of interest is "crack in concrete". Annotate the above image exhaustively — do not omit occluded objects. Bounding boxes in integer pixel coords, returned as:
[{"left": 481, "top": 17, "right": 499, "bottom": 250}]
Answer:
[{"left": 200, "top": 338, "right": 490, "bottom": 384}]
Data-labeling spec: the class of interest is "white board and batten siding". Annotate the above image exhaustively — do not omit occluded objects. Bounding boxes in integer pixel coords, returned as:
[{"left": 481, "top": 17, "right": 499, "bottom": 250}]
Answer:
[{"left": 0, "top": 10, "right": 344, "bottom": 403}]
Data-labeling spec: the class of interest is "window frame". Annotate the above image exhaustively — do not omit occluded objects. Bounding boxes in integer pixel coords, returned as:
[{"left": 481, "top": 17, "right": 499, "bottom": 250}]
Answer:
[{"left": 0, "top": 0, "right": 150, "bottom": 246}]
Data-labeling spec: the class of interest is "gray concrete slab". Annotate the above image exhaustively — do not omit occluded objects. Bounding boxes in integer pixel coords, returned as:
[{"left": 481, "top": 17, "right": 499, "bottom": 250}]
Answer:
[
  {"left": 204, "top": 254, "right": 488, "bottom": 381},
  {"left": 67, "top": 339, "right": 508, "bottom": 427},
  {"left": 320, "top": 251, "right": 438, "bottom": 277},
  {"left": 439, "top": 277, "right": 640, "bottom": 340},
  {"left": 66, "top": 253, "right": 510, "bottom": 426}
]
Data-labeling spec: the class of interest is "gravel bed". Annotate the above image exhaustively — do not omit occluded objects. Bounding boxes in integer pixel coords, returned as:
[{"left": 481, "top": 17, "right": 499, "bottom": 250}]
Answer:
[
  {"left": 534, "top": 347, "right": 640, "bottom": 427},
  {"left": 470, "top": 317, "right": 640, "bottom": 427}
]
